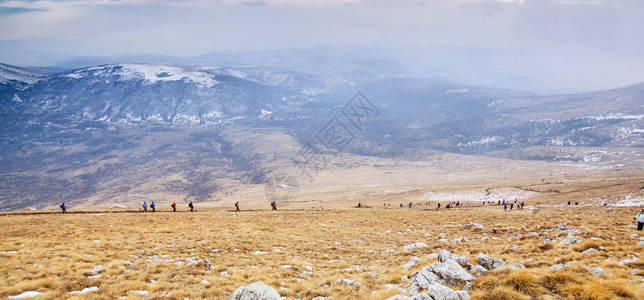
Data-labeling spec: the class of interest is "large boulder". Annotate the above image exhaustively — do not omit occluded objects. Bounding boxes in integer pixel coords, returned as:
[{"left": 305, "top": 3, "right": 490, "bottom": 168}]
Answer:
[
  {"left": 429, "top": 259, "right": 475, "bottom": 285},
  {"left": 231, "top": 282, "right": 281, "bottom": 300},
  {"left": 477, "top": 253, "right": 506, "bottom": 270}
]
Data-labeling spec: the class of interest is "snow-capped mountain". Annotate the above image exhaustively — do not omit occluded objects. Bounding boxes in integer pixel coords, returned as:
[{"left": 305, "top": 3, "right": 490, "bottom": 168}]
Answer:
[
  {"left": 0, "top": 61, "right": 642, "bottom": 210},
  {"left": 12, "top": 63, "right": 308, "bottom": 127}
]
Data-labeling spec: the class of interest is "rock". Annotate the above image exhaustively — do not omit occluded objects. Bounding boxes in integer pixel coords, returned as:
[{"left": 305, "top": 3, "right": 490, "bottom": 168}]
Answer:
[
  {"left": 581, "top": 248, "right": 596, "bottom": 255},
  {"left": 201, "top": 280, "right": 209, "bottom": 285},
  {"left": 480, "top": 236, "right": 489, "bottom": 242},
  {"left": 468, "top": 264, "right": 488, "bottom": 276},
  {"left": 550, "top": 263, "right": 565, "bottom": 270},
  {"left": 463, "top": 223, "right": 484, "bottom": 230},
  {"left": 559, "top": 238, "right": 580, "bottom": 245},
  {"left": 312, "top": 297, "right": 327, "bottom": 300},
  {"left": 477, "top": 253, "right": 505, "bottom": 270},
  {"left": 508, "top": 263, "right": 525, "bottom": 270},
  {"left": 637, "top": 241, "right": 644, "bottom": 247},
  {"left": 438, "top": 249, "right": 470, "bottom": 265},
  {"left": 337, "top": 278, "right": 360, "bottom": 287},
  {"left": 409, "top": 267, "right": 441, "bottom": 295},
  {"left": 452, "top": 237, "right": 468, "bottom": 244},
  {"left": 231, "top": 282, "right": 281, "bottom": 300},
  {"left": 404, "top": 256, "right": 421, "bottom": 271},
  {"left": 88, "top": 265, "right": 103, "bottom": 275},
  {"left": 588, "top": 267, "right": 603, "bottom": 276},
  {"left": 510, "top": 244, "right": 519, "bottom": 249},
  {"left": 392, "top": 282, "right": 469, "bottom": 300},
  {"left": 428, "top": 259, "right": 474, "bottom": 285},
  {"left": 403, "top": 242, "right": 428, "bottom": 251}
]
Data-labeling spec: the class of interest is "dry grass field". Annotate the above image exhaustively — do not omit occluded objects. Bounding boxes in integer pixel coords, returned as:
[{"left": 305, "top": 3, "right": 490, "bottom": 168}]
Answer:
[{"left": 1, "top": 188, "right": 643, "bottom": 299}]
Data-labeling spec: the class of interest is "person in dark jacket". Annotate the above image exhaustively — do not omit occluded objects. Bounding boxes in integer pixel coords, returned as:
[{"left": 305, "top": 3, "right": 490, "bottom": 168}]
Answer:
[
  {"left": 635, "top": 209, "right": 644, "bottom": 231},
  {"left": 271, "top": 200, "right": 277, "bottom": 211},
  {"left": 60, "top": 202, "right": 67, "bottom": 214},
  {"left": 171, "top": 202, "right": 176, "bottom": 212},
  {"left": 189, "top": 201, "right": 194, "bottom": 212},
  {"left": 235, "top": 202, "right": 240, "bottom": 211},
  {"left": 142, "top": 202, "right": 148, "bottom": 212}
]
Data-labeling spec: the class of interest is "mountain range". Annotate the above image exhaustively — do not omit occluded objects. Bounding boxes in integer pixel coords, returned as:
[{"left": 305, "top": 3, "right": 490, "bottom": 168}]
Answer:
[{"left": 0, "top": 61, "right": 642, "bottom": 210}]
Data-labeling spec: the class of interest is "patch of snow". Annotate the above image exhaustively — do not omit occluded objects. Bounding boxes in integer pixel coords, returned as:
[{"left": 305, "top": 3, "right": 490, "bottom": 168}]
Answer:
[
  {"left": 70, "top": 286, "right": 99, "bottom": 294},
  {"left": 8, "top": 291, "right": 41, "bottom": 299}
]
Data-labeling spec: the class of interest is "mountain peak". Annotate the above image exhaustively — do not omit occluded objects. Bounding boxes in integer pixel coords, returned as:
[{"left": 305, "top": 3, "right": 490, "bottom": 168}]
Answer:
[{"left": 61, "top": 63, "right": 219, "bottom": 88}]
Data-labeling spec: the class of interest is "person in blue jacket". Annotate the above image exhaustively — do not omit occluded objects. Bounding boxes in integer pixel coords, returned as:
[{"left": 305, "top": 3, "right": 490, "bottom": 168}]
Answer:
[
  {"left": 60, "top": 202, "right": 67, "bottom": 214},
  {"left": 150, "top": 201, "right": 156, "bottom": 212}
]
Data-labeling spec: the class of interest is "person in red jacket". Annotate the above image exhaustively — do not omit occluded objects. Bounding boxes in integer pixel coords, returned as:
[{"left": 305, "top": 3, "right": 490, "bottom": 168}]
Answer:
[{"left": 171, "top": 202, "right": 176, "bottom": 212}]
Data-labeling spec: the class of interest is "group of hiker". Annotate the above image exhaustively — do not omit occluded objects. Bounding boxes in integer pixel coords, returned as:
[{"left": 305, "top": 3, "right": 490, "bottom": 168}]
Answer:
[
  {"left": 57, "top": 200, "right": 644, "bottom": 231},
  {"left": 140, "top": 201, "right": 188, "bottom": 212}
]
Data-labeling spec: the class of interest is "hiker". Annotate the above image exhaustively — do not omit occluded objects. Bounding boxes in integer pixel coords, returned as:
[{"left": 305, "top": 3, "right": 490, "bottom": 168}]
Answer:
[
  {"left": 189, "top": 201, "right": 194, "bottom": 212},
  {"left": 568, "top": 201, "right": 571, "bottom": 205},
  {"left": 504, "top": 203, "right": 507, "bottom": 211},
  {"left": 357, "top": 202, "right": 362, "bottom": 208},
  {"left": 400, "top": 203, "right": 403, "bottom": 208},
  {"left": 142, "top": 202, "right": 148, "bottom": 212},
  {"left": 271, "top": 200, "right": 277, "bottom": 211},
  {"left": 437, "top": 203, "right": 441, "bottom": 210},
  {"left": 408, "top": 202, "right": 412, "bottom": 208},
  {"left": 171, "top": 202, "right": 176, "bottom": 212},
  {"left": 510, "top": 203, "right": 514, "bottom": 210},
  {"left": 60, "top": 202, "right": 67, "bottom": 214},
  {"left": 150, "top": 201, "right": 155, "bottom": 212},
  {"left": 635, "top": 209, "right": 644, "bottom": 231},
  {"left": 235, "top": 202, "right": 240, "bottom": 211},
  {"left": 575, "top": 202, "right": 579, "bottom": 205}
]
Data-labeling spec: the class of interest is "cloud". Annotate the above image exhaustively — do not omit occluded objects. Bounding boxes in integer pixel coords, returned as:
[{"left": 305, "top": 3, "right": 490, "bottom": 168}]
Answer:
[{"left": 0, "top": 6, "right": 46, "bottom": 16}]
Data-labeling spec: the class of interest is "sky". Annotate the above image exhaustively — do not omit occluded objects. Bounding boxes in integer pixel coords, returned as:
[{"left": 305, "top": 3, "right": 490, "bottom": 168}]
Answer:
[{"left": 0, "top": 0, "right": 643, "bottom": 92}]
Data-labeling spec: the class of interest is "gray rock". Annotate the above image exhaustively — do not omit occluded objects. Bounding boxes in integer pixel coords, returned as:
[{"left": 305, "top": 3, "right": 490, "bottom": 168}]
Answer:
[
  {"left": 231, "top": 282, "right": 281, "bottom": 300},
  {"left": 438, "top": 249, "right": 470, "bottom": 265},
  {"left": 409, "top": 267, "right": 441, "bottom": 295},
  {"left": 391, "top": 282, "right": 470, "bottom": 300},
  {"left": 468, "top": 264, "right": 488, "bottom": 276},
  {"left": 312, "top": 297, "right": 327, "bottom": 300},
  {"left": 550, "top": 263, "right": 566, "bottom": 270},
  {"left": 559, "top": 238, "right": 580, "bottom": 245},
  {"left": 637, "top": 241, "right": 644, "bottom": 247},
  {"left": 508, "top": 263, "right": 525, "bottom": 270},
  {"left": 428, "top": 259, "right": 474, "bottom": 285},
  {"left": 404, "top": 257, "right": 421, "bottom": 271},
  {"left": 581, "top": 248, "right": 596, "bottom": 255},
  {"left": 403, "top": 242, "right": 428, "bottom": 251},
  {"left": 477, "top": 253, "right": 505, "bottom": 270},
  {"left": 588, "top": 267, "right": 603, "bottom": 276},
  {"left": 337, "top": 278, "right": 360, "bottom": 287},
  {"left": 463, "top": 223, "right": 484, "bottom": 230}
]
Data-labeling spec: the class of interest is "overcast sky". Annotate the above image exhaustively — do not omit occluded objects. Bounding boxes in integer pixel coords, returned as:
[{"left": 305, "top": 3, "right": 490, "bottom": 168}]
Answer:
[{"left": 1, "top": 0, "right": 643, "bottom": 91}]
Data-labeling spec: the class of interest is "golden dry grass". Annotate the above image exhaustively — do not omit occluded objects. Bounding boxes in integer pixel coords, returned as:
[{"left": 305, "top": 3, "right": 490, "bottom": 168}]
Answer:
[{"left": 1, "top": 202, "right": 643, "bottom": 299}]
